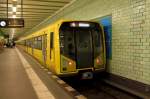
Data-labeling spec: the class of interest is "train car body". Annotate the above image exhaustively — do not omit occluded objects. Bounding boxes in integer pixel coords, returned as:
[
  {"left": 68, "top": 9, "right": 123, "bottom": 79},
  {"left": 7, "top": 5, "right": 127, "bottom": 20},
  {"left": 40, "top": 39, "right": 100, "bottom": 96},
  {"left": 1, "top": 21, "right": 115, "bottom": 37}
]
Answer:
[
  {"left": 0, "top": 36, "right": 5, "bottom": 50},
  {"left": 17, "top": 20, "right": 106, "bottom": 79}
]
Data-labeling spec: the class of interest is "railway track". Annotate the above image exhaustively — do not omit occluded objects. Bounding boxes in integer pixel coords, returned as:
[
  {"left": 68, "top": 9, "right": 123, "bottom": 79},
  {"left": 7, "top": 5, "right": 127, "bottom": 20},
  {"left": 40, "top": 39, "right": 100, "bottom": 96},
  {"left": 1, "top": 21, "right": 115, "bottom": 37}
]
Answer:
[{"left": 62, "top": 76, "right": 142, "bottom": 99}]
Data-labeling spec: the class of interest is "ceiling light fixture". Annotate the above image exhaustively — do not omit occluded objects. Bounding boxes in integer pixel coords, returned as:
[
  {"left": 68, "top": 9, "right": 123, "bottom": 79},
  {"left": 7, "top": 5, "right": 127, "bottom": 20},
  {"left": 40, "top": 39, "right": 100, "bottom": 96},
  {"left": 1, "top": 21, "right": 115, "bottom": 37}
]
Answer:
[
  {"left": 12, "top": 15, "right": 16, "bottom": 18},
  {"left": 12, "top": 6, "right": 17, "bottom": 12},
  {"left": 11, "top": 29, "right": 15, "bottom": 39}
]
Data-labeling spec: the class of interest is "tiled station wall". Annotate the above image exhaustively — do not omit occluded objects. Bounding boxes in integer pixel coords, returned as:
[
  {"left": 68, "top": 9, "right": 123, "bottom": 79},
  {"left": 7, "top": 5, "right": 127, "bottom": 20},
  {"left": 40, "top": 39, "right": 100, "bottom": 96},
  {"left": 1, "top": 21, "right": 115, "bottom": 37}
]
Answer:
[{"left": 43, "top": 0, "right": 150, "bottom": 85}]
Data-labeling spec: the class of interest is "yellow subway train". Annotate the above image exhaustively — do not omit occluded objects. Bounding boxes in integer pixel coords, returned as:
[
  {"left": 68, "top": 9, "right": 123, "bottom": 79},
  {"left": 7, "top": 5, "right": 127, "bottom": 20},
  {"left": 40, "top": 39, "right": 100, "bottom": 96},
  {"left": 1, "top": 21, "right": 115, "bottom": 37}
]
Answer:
[
  {"left": 0, "top": 37, "right": 4, "bottom": 50},
  {"left": 17, "top": 20, "right": 106, "bottom": 79}
]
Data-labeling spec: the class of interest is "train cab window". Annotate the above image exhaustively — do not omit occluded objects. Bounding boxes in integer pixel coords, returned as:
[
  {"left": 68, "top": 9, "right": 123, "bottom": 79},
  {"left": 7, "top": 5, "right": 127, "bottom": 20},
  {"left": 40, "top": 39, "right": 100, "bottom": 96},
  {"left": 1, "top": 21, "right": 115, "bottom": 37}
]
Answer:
[
  {"left": 68, "top": 43, "right": 74, "bottom": 50},
  {"left": 59, "top": 27, "right": 75, "bottom": 60},
  {"left": 59, "top": 22, "right": 103, "bottom": 60},
  {"left": 68, "top": 37, "right": 72, "bottom": 41},
  {"left": 92, "top": 28, "right": 102, "bottom": 58}
]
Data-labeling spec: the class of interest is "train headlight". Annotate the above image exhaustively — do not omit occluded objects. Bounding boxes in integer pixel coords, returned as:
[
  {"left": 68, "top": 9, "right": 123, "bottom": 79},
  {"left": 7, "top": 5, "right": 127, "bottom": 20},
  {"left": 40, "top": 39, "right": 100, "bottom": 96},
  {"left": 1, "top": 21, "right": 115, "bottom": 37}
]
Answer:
[
  {"left": 61, "top": 55, "right": 76, "bottom": 72},
  {"left": 94, "top": 56, "right": 103, "bottom": 69},
  {"left": 70, "top": 23, "right": 76, "bottom": 27},
  {"left": 96, "top": 58, "right": 100, "bottom": 64},
  {"left": 68, "top": 61, "right": 73, "bottom": 66}
]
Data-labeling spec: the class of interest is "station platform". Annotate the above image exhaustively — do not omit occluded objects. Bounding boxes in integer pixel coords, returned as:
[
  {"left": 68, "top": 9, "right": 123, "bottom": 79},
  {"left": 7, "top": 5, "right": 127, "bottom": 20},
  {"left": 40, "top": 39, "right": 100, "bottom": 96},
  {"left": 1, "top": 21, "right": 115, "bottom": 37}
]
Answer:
[{"left": 0, "top": 48, "right": 75, "bottom": 99}]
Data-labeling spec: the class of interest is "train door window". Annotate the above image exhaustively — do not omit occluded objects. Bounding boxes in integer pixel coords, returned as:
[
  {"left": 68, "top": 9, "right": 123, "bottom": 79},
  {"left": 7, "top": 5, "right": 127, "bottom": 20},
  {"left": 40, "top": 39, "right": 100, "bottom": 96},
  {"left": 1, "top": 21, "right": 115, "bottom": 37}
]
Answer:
[
  {"left": 43, "top": 34, "right": 47, "bottom": 48},
  {"left": 42, "top": 35, "right": 47, "bottom": 50},
  {"left": 50, "top": 32, "right": 54, "bottom": 49},
  {"left": 42, "top": 34, "right": 47, "bottom": 63},
  {"left": 50, "top": 32, "right": 54, "bottom": 59}
]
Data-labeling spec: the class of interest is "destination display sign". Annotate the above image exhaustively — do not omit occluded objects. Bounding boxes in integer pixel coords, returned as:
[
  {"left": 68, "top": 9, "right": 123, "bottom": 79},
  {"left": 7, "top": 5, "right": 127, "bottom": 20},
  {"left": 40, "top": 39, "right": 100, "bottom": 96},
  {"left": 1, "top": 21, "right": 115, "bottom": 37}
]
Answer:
[{"left": 0, "top": 18, "right": 24, "bottom": 28}]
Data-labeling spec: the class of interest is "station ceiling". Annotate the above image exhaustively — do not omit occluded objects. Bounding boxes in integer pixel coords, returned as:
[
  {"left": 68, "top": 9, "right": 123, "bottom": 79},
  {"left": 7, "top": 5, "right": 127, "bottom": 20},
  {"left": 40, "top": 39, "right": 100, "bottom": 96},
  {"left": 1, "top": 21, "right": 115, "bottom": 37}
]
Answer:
[{"left": 0, "top": 0, "right": 73, "bottom": 39}]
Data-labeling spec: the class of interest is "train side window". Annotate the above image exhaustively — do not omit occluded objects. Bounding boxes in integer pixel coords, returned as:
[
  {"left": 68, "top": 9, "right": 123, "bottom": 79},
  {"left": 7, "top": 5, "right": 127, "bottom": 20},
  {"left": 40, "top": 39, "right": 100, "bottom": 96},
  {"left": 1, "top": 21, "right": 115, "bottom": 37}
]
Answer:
[
  {"left": 29, "top": 39, "right": 32, "bottom": 47},
  {"left": 32, "top": 38, "right": 34, "bottom": 48},
  {"left": 34, "top": 37, "right": 42, "bottom": 50}
]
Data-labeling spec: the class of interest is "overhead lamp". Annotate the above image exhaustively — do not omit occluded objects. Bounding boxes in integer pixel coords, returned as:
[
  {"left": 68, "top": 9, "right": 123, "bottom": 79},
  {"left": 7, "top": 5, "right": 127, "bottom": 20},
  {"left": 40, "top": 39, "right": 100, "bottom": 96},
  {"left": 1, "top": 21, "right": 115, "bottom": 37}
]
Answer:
[
  {"left": 79, "top": 23, "right": 90, "bottom": 27},
  {"left": 8, "top": 12, "right": 20, "bottom": 14},
  {"left": 12, "top": 15, "right": 16, "bottom": 18},
  {"left": 11, "top": 33, "right": 14, "bottom": 39},
  {"left": 12, "top": 0, "right": 17, "bottom": 1},
  {"left": 11, "top": 29, "right": 15, "bottom": 39},
  {"left": 12, "top": 6, "right": 17, "bottom": 12}
]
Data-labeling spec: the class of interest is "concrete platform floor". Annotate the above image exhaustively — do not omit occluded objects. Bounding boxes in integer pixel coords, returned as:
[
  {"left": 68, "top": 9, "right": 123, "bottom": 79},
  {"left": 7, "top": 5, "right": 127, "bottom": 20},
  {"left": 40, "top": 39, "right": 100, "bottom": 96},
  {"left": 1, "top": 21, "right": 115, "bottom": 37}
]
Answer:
[{"left": 0, "top": 48, "right": 73, "bottom": 99}]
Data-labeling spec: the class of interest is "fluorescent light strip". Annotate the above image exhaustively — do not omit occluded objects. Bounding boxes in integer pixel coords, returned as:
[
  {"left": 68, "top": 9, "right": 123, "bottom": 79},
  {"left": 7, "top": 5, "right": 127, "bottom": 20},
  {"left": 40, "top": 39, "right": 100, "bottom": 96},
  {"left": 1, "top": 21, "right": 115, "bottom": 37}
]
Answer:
[
  {"left": 10, "top": 29, "right": 15, "bottom": 39},
  {"left": 79, "top": 23, "right": 90, "bottom": 27},
  {"left": 12, "top": 15, "right": 16, "bottom": 18},
  {"left": 12, "top": 6, "right": 17, "bottom": 12}
]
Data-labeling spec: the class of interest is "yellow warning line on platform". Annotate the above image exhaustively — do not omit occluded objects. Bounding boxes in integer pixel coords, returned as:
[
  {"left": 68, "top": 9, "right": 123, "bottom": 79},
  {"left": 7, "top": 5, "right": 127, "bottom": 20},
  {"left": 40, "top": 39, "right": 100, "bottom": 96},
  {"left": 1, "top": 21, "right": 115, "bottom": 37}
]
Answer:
[{"left": 16, "top": 48, "right": 55, "bottom": 99}]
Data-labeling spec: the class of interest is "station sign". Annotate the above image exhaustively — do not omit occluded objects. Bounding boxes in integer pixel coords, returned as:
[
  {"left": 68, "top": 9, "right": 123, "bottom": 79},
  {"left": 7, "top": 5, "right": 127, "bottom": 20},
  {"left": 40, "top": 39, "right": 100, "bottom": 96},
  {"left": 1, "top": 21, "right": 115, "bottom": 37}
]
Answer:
[{"left": 0, "top": 18, "right": 24, "bottom": 28}]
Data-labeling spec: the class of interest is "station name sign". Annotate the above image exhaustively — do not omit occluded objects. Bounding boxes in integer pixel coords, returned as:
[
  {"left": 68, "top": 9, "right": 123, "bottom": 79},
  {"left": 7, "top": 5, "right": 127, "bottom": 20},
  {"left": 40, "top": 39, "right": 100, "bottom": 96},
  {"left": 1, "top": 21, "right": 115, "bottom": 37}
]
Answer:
[{"left": 0, "top": 18, "right": 24, "bottom": 28}]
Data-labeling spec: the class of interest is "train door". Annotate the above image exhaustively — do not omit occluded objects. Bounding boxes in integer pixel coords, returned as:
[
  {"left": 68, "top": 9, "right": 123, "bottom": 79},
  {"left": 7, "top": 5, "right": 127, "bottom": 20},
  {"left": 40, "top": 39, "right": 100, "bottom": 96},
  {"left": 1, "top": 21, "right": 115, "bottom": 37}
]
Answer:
[
  {"left": 42, "top": 34, "right": 47, "bottom": 65},
  {"left": 75, "top": 29, "right": 93, "bottom": 69},
  {"left": 50, "top": 32, "right": 54, "bottom": 61}
]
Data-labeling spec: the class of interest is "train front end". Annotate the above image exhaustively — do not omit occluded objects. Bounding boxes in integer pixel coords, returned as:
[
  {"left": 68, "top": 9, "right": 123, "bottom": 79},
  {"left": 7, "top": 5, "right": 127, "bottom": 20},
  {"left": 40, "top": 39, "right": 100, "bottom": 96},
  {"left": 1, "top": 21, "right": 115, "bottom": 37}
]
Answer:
[{"left": 58, "top": 21, "right": 105, "bottom": 79}]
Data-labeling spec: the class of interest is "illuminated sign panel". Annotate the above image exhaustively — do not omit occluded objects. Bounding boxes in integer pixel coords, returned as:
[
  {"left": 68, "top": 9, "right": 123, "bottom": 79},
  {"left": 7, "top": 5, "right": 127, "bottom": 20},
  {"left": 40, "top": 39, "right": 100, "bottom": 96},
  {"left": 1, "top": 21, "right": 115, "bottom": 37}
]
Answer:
[{"left": 0, "top": 18, "right": 24, "bottom": 28}]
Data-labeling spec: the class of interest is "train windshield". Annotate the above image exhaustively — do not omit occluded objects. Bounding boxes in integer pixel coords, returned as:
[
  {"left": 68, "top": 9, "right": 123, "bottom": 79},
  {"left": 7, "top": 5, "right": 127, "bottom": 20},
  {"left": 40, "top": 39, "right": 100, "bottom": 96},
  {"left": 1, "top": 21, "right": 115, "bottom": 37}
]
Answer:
[{"left": 59, "top": 22, "right": 103, "bottom": 61}]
